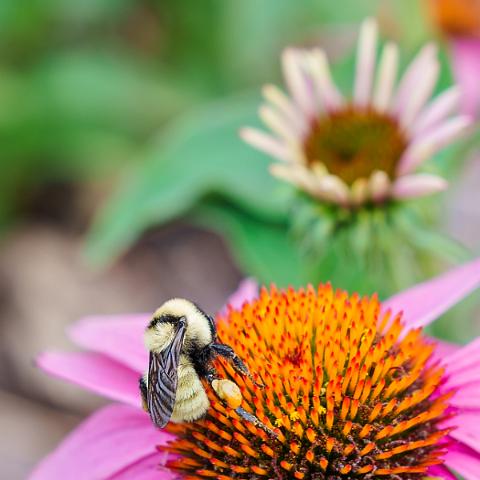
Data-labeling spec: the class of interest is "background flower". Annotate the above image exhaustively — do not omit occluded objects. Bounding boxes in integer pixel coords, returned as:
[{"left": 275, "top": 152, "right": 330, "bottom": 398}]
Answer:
[
  {"left": 31, "top": 259, "right": 480, "bottom": 479},
  {"left": 242, "top": 18, "right": 471, "bottom": 207},
  {"left": 427, "top": 0, "right": 480, "bottom": 118}
]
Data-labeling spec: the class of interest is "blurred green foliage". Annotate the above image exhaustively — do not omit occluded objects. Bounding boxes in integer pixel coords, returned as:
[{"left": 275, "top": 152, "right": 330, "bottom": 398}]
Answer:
[
  {"left": 2, "top": 0, "right": 475, "bottom": 303},
  {"left": 0, "top": 0, "right": 386, "bottom": 228}
]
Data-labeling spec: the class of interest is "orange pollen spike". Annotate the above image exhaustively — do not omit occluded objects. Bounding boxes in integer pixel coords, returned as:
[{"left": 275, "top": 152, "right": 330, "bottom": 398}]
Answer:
[{"left": 164, "top": 284, "right": 454, "bottom": 479}]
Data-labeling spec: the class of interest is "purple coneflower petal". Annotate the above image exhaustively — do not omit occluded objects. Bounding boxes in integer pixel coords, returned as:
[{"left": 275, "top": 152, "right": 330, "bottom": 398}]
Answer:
[
  {"left": 239, "top": 127, "right": 290, "bottom": 162},
  {"left": 30, "top": 404, "right": 173, "bottom": 480},
  {"left": 354, "top": 18, "right": 378, "bottom": 107},
  {"left": 433, "top": 338, "right": 460, "bottom": 358},
  {"left": 451, "top": 37, "right": 480, "bottom": 118},
  {"left": 391, "top": 173, "right": 447, "bottom": 199},
  {"left": 221, "top": 278, "right": 258, "bottom": 315},
  {"left": 69, "top": 314, "right": 149, "bottom": 372},
  {"left": 450, "top": 412, "right": 480, "bottom": 452},
  {"left": 37, "top": 351, "right": 141, "bottom": 407},
  {"left": 427, "top": 464, "right": 457, "bottom": 480},
  {"left": 383, "top": 257, "right": 480, "bottom": 330},
  {"left": 373, "top": 42, "right": 399, "bottom": 112},
  {"left": 397, "top": 116, "right": 472, "bottom": 175},
  {"left": 444, "top": 442, "right": 480, "bottom": 480},
  {"left": 413, "top": 86, "right": 461, "bottom": 137}
]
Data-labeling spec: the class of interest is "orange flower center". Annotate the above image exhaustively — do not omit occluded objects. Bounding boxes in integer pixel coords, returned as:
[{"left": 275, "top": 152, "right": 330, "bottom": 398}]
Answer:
[
  {"left": 427, "top": 0, "right": 480, "bottom": 37},
  {"left": 303, "top": 107, "right": 407, "bottom": 185},
  {"left": 165, "top": 285, "right": 453, "bottom": 479}
]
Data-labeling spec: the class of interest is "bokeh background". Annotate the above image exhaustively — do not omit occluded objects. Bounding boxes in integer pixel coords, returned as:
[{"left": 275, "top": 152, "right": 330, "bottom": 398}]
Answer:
[{"left": 1, "top": 1, "right": 479, "bottom": 478}]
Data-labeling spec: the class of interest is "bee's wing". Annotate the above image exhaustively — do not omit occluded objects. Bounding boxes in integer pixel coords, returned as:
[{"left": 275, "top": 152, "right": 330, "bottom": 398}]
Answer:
[{"left": 147, "top": 320, "right": 186, "bottom": 428}]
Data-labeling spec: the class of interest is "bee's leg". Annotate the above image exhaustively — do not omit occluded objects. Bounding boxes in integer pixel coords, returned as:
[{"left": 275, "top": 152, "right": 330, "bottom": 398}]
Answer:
[
  {"left": 205, "top": 368, "right": 220, "bottom": 385},
  {"left": 235, "top": 406, "right": 277, "bottom": 438},
  {"left": 209, "top": 343, "right": 251, "bottom": 377},
  {"left": 139, "top": 377, "right": 148, "bottom": 412}
]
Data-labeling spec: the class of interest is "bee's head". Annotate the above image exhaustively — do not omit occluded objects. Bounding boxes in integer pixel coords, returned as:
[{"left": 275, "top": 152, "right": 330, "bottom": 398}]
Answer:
[{"left": 145, "top": 298, "right": 215, "bottom": 353}]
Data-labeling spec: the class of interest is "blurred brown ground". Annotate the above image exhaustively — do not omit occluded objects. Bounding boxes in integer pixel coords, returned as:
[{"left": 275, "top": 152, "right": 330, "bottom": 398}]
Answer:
[{"left": 0, "top": 183, "right": 241, "bottom": 479}]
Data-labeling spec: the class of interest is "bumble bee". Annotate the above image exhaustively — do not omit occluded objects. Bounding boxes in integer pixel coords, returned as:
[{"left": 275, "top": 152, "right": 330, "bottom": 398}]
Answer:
[{"left": 140, "top": 298, "right": 270, "bottom": 432}]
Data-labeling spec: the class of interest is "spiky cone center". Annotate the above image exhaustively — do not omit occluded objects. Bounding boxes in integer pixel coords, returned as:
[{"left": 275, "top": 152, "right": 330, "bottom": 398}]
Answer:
[
  {"left": 427, "top": 0, "right": 480, "bottom": 37},
  {"left": 303, "top": 106, "right": 407, "bottom": 186},
  {"left": 165, "top": 285, "right": 453, "bottom": 479}
]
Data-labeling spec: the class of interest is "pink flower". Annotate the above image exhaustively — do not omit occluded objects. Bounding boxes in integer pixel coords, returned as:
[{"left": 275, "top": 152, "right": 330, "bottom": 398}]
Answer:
[
  {"left": 426, "top": 0, "right": 480, "bottom": 118},
  {"left": 241, "top": 18, "right": 472, "bottom": 207},
  {"left": 30, "top": 265, "right": 480, "bottom": 479},
  {"left": 451, "top": 37, "right": 480, "bottom": 118}
]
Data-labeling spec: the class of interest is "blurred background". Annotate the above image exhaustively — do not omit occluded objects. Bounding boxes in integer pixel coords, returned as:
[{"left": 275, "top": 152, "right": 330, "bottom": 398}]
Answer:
[{"left": 0, "top": 1, "right": 479, "bottom": 478}]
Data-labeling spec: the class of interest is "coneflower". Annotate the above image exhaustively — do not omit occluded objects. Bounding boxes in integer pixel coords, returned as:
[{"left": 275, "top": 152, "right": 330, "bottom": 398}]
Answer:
[
  {"left": 241, "top": 18, "right": 472, "bottom": 207},
  {"left": 31, "top": 261, "right": 480, "bottom": 480}
]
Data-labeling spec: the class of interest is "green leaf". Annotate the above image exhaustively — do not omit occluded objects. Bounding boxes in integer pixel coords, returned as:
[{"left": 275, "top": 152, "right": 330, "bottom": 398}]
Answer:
[
  {"left": 192, "top": 201, "right": 305, "bottom": 287},
  {"left": 85, "top": 94, "right": 290, "bottom": 265}
]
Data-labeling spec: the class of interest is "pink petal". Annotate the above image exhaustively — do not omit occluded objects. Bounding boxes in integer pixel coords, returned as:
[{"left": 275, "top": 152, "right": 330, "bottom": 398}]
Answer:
[
  {"left": 427, "top": 464, "right": 457, "bottom": 480},
  {"left": 383, "top": 257, "right": 480, "bottom": 330},
  {"left": 396, "top": 115, "right": 472, "bottom": 175},
  {"left": 391, "top": 173, "right": 447, "bottom": 199},
  {"left": 413, "top": 87, "right": 461, "bottom": 137},
  {"left": 37, "top": 351, "right": 141, "bottom": 407},
  {"left": 449, "top": 413, "right": 480, "bottom": 453},
  {"left": 69, "top": 314, "right": 149, "bottom": 373},
  {"left": 451, "top": 37, "right": 480, "bottom": 118},
  {"left": 432, "top": 338, "right": 460, "bottom": 359},
  {"left": 444, "top": 442, "right": 480, "bottom": 480},
  {"left": 444, "top": 337, "right": 480, "bottom": 378},
  {"left": 30, "top": 404, "right": 175, "bottom": 480},
  {"left": 393, "top": 44, "right": 437, "bottom": 114},
  {"left": 239, "top": 127, "right": 290, "bottom": 162},
  {"left": 221, "top": 278, "right": 259, "bottom": 315},
  {"left": 354, "top": 18, "right": 378, "bottom": 107},
  {"left": 109, "top": 452, "right": 173, "bottom": 480}
]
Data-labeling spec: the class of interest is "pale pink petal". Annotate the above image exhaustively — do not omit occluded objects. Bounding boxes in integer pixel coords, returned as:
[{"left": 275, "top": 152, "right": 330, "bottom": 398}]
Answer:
[
  {"left": 69, "top": 314, "right": 149, "bottom": 373},
  {"left": 240, "top": 127, "right": 290, "bottom": 162},
  {"left": 396, "top": 116, "right": 472, "bottom": 175},
  {"left": 391, "top": 174, "right": 447, "bottom": 199},
  {"left": 30, "top": 404, "right": 175, "bottom": 480},
  {"left": 259, "top": 105, "right": 298, "bottom": 141},
  {"left": 37, "top": 351, "right": 141, "bottom": 407},
  {"left": 354, "top": 18, "right": 378, "bottom": 107},
  {"left": 368, "top": 170, "right": 391, "bottom": 202},
  {"left": 282, "top": 49, "right": 316, "bottom": 118},
  {"left": 444, "top": 442, "right": 480, "bottom": 480},
  {"left": 382, "top": 257, "right": 480, "bottom": 330},
  {"left": 451, "top": 37, "right": 480, "bottom": 118},
  {"left": 308, "top": 48, "right": 344, "bottom": 111},
  {"left": 427, "top": 464, "right": 457, "bottom": 480},
  {"left": 262, "top": 84, "right": 307, "bottom": 135},
  {"left": 373, "top": 42, "right": 399, "bottom": 112},
  {"left": 393, "top": 43, "right": 437, "bottom": 114},
  {"left": 413, "top": 87, "right": 461, "bottom": 137},
  {"left": 399, "top": 59, "right": 439, "bottom": 129},
  {"left": 221, "top": 278, "right": 258, "bottom": 315}
]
